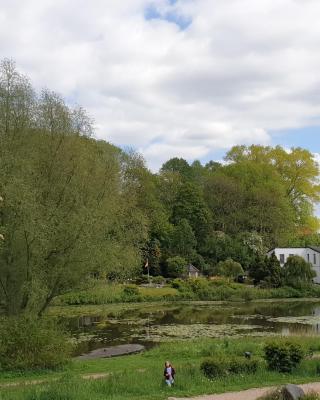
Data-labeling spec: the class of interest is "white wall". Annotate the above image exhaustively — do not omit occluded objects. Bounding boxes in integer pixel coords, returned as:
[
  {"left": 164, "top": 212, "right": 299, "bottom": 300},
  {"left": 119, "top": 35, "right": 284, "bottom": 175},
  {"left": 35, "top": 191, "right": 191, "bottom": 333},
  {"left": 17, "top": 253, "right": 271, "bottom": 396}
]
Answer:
[{"left": 267, "top": 248, "right": 320, "bottom": 284}]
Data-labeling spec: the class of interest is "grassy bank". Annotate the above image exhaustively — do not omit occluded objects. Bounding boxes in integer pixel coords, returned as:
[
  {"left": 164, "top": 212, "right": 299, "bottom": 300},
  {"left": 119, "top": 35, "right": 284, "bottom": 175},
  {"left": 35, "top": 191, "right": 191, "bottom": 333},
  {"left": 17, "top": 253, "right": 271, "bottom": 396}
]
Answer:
[
  {"left": 53, "top": 280, "right": 320, "bottom": 306},
  {"left": 2, "top": 337, "right": 320, "bottom": 399}
]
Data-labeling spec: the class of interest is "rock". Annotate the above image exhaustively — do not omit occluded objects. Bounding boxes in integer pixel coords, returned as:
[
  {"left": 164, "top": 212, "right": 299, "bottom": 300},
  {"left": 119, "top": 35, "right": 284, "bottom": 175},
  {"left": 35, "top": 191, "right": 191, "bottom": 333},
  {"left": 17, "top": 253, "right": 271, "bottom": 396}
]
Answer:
[
  {"left": 282, "top": 384, "right": 305, "bottom": 400},
  {"left": 76, "top": 344, "right": 145, "bottom": 360}
]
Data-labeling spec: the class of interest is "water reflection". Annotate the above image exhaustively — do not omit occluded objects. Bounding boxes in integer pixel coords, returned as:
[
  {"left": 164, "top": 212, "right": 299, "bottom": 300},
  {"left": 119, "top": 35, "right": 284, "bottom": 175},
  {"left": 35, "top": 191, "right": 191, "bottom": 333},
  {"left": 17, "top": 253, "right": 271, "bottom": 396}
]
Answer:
[{"left": 61, "top": 300, "right": 320, "bottom": 355}]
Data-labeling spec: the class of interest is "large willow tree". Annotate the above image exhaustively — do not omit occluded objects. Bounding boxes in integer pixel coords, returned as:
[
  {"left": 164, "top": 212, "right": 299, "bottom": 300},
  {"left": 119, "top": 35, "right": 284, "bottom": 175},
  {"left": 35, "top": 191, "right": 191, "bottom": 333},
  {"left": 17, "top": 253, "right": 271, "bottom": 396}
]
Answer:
[{"left": 0, "top": 60, "right": 148, "bottom": 316}]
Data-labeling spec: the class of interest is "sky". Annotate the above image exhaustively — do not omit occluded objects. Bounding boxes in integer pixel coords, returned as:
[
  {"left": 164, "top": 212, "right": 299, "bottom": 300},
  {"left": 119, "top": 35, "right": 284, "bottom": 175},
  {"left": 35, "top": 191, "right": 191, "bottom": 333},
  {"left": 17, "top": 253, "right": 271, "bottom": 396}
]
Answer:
[{"left": 0, "top": 0, "right": 320, "bottom": 171}]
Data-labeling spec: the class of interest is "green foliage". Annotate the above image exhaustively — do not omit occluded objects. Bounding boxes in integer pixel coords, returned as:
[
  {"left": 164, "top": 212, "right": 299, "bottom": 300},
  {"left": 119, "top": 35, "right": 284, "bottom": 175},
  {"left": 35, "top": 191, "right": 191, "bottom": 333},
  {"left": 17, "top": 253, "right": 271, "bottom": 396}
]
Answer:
[
  {"left": 249, "top": 254, "right": 282, "bottom": 288},
  {"left": 225, "top": 144, "right": 320, "bottom": 233},
  {"left": 169, "top": 218, "right": 197, "bottom": 258},
  {"left": 264, "top": 340, "right": 304, "bottom": 373},
  {"left": 123, "top": 285, "right": 139, "bottom": 299},
  {"left": 1, "top": 59, "right": 320, "bottom": 318},
  {"left": 214, "top": 258, "right": 244, "bottom": 279},
  {"left": 200, "top": 358, "right": 225, "bottom": 378},
  {"left": 152, "top": 276, "right": 166, "bottom": 285},
  {"left": 200, "top": 357, "right": 259, "bottom": 379},
  {"left": 281, "top": 256, "right": 316, "bottom": 288},
  {"left": 0, "top": 316, "right": 71, "bottom": 371},
  {"left": 165, "top": 256, "right": 187, "bottom": 278},
  {"left": 0, "top": 61, "right": 148, "bottom": 316},
  {"left": 172, "top": 182, "right": 211, "bottom": 242}
]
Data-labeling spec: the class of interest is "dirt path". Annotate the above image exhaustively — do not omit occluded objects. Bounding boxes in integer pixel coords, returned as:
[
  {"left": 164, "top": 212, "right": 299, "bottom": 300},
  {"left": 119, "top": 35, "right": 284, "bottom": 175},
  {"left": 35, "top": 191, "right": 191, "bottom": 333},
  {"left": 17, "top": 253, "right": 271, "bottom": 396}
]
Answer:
[{"left": 169, "top": 382, "right": 320, "bottom": 400}]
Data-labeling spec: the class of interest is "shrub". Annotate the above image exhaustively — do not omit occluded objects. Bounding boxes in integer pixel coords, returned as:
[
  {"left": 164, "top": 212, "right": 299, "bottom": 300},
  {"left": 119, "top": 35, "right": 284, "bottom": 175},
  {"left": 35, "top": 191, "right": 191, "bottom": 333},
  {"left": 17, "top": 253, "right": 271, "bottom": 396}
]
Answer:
[
  {"left": 152, "top": 276, "right": 165, "bottom": 285},
  {"left": 281, "top": 256, "right": 316, "bottom": 288},
  {"left": 0, "top": 316, "right": 71, "bottom": 371},
  {"left": 200, "top": 358, "right": 225, "bottom": 378},
  {"left": 171, "top": 278, "right": 187, "bottom": 290},
  {"left": 200, "top": 357, "right": 258, "bottom": 379},
  {"left": 264, "top": 341, "right": 304, "bottom": 373},
  {"left": 166, "top": 256, "right": 187, "bottom": 278},
  {"left": 121, "top": 285, "right": 142, "bottom": 301},
  {"left": 228, "top": 358, "right": 259, "bottom": 374},
  {"left": 214, "top": 258, "right": 244, "bottom": 280}
]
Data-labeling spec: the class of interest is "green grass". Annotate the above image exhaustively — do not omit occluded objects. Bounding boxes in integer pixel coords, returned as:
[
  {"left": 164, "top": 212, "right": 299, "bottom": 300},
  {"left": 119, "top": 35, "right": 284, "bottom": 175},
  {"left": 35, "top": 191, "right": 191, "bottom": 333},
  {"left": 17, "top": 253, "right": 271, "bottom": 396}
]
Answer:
[
  {"left": 53, "top": 280, "right": 320, "bottom": 307},
  {"left": 2, "top": 337, "right": 320, "bottom": 400}
]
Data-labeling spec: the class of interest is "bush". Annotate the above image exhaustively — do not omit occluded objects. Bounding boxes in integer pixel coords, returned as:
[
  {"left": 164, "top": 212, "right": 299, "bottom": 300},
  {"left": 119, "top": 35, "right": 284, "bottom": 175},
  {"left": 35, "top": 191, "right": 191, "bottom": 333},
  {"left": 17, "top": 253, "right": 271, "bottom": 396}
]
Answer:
[
  {"left": 200, "top": 357, "right": 258, "bottom": 379},
  {"left": 171, "top": 278, "right": 187, "bottom": 290},
  {"left": 0, "top": 316, "right": 71, "bottom": 371},
  {"left": 200, "top": 358, "right": 225, "bottom": 378},
  {"left": 152, "top": 276, "right": 165, "bottom": 285},
  {"left": 121, "top": 285, "right": 142, "bottom": 301},
  {"left": 214, "top": 258, "right": 244, "bottom": 280},
  {"left": 228, "top": 358, "right": 259, "bottom": 374},
  {"left": 166, "top": 256, "right": 187, "bottom": 278},
  {"left": 281, "top": 256, "right": 316, "bottom": 288},
  {"left": 264, "top": 341, "right": 304, "bottom": 373}
]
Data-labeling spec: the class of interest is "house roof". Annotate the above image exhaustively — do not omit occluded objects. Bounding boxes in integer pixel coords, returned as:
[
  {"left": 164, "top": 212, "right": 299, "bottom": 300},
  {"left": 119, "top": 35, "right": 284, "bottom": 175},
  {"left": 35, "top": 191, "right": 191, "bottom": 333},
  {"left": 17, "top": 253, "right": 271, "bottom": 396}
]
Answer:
[
  {"left": 268, "top": 247, "right": 320, "bottom": 254},
  {"left": 187, "top": 264, "right": 200, "bottom": 273},
  {"left": 308, "top": 246, "right": 320, "bottom": 254}
]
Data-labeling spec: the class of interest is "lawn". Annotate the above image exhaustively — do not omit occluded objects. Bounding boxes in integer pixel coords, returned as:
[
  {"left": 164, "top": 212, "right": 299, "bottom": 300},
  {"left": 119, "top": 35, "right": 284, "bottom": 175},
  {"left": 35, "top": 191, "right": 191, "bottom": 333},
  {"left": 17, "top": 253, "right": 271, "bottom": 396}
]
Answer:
[{"left": 2, "top": 337, "right": 320, "bottom": 400}]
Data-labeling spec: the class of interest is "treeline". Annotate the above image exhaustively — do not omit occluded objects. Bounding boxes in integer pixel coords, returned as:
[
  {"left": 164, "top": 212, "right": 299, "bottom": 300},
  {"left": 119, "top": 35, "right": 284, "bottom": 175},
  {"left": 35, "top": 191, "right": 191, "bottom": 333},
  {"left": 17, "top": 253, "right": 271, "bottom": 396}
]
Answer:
[
  {"left": 0, "top": 59, "right": 320, "bottom": 316},
  {"left": 143, "top": 148, "right": 320, "bottom": 279}
]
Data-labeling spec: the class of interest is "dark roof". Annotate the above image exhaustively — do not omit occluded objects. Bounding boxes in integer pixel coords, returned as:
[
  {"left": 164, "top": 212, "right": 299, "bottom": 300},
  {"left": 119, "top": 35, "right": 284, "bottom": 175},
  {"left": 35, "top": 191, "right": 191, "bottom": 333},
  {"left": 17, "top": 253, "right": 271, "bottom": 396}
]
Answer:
[
  {"left": 187, "top": 264, "right": 200, "bottom": 273},
  {"left": 268, "top": 247, "right": 320, "bottom": 254},
  {"left": 308, "top": 246, "right": 320, "bottom": 253}
]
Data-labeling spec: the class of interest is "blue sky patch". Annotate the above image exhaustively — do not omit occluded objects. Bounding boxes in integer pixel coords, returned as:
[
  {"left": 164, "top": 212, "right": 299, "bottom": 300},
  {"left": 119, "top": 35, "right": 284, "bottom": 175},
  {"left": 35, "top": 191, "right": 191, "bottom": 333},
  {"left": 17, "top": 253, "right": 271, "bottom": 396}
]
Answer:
[
  {"left": 144, "top": 3, "right": 192, "bottom": 30},
  {"left": 271, "top": 126, "right": 320, "bottom": 153}
]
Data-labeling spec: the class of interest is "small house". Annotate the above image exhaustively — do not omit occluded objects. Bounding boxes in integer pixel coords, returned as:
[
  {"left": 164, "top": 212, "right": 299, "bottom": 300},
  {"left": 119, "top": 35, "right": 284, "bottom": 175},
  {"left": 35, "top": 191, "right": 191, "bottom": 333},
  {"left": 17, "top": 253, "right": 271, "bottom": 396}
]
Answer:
[{"left": 186, "top": 264, "right": 200, "bottom": 278}]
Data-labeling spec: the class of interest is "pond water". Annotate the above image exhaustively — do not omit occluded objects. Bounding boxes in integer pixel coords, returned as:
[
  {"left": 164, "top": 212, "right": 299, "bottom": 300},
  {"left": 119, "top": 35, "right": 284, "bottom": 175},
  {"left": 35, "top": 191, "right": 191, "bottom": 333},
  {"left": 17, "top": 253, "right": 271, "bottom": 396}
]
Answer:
[{"left": 57, "top": 300, "right": 320, "bottom": 355}]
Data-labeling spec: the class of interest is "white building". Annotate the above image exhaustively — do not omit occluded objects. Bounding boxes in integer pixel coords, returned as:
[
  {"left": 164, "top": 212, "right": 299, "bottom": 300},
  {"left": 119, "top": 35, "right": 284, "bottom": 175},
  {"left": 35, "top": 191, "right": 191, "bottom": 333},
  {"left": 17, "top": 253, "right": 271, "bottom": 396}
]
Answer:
[{"left": 267, "top": 247, "right": 320, "bottom": 284}]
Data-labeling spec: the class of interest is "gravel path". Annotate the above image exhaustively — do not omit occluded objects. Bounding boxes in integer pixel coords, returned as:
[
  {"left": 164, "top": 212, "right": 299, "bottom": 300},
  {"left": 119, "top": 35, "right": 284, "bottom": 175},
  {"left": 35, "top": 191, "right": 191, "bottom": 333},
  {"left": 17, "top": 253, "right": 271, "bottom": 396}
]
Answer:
[{"left": 168, "top": 382, "right": 320, "bottom": 400}]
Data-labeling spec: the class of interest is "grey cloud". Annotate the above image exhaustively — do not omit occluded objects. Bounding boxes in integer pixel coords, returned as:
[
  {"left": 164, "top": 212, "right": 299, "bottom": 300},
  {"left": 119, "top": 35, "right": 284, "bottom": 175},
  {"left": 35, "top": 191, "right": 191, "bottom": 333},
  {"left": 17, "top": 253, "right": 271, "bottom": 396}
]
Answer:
[{"left": 0, "top": 0, "right": 320, "bottom": 169}]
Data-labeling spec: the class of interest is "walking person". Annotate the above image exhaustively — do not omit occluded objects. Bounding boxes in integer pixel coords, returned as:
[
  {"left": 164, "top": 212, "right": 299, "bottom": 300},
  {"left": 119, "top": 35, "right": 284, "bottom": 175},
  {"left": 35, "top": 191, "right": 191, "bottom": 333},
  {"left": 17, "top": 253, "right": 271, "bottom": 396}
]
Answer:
[{"left": 164, "top": 361, "right": 175, "bottom": 387}]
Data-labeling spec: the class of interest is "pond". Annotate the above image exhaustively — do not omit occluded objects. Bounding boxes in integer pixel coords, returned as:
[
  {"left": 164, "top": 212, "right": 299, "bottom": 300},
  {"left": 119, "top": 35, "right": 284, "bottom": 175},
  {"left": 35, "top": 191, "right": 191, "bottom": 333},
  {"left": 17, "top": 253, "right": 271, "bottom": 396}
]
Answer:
[{"left": 53, "top": 300, "right": 320, "bottom": 356}]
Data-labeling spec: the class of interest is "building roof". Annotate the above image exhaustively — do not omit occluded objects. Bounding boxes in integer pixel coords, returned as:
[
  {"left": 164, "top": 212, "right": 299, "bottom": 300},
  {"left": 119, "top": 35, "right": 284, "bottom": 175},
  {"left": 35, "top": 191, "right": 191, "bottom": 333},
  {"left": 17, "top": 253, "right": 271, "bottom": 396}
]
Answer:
[
  {"left": 187, "top": 264, "right": 200, "bottom": 273},
  {"left": 268, "top": 247, "right": 320, "bottom": 254},
  {"left": 308, "top": 246, "right": 320, "bottom": 253}
]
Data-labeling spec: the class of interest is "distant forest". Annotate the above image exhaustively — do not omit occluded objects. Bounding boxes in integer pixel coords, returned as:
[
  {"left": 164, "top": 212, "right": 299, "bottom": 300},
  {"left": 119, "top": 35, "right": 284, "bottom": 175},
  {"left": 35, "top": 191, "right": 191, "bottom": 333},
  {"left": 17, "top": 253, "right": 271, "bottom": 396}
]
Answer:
[{"left": 0, "top": 59, "right": 320, "bottom": 315}]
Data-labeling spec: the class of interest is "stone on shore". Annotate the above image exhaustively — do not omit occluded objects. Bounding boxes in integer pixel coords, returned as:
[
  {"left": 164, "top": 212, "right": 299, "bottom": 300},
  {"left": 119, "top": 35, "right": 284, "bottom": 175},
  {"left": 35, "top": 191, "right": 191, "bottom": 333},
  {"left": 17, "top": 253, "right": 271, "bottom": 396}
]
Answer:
[{"left": 282, "top": 384, "right": 305, "bottom": 400}]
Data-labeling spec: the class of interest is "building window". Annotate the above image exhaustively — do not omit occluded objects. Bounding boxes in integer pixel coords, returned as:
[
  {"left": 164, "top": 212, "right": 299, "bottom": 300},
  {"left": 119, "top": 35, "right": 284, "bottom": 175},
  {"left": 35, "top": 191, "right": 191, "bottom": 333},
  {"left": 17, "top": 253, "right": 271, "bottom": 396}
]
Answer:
[
  {"left": 314, "top": 254, "right": 317, "bottom": 265},
  {"left": 280, "top": 254, "right": 285, "bottom": 264},
  {"left": 307, "top": 254, "right": 310, "bottom": 262}
]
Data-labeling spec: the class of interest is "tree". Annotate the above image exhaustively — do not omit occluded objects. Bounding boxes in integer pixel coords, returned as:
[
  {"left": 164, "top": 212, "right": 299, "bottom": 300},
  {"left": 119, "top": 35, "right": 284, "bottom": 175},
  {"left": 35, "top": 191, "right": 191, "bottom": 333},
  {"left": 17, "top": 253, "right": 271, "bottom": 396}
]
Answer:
[
  {"left": 0, "top": 61, "right": 149, "bottom": 315},
  {"left": 172, "top": 182, "right": 211, "bottom": 242},
  {"left": 169, "top": 219, "right": 197, "bottom": 258},
  {"left": 165, "top": 256, "right": 187, "bottom": 278},
  {"left": 225, "top": 145, "right": 320, "bottom": 234},
  {"left": 204, "top": 161, "right": 296, "bottom": 246},
  {"left": 214, "top": 258, "right": 244, "bottom": 279},
  {"left": 248, "top": 255, "right": 269, "bottom": 284},
  {"left": 281, "top": 256, "right": 316, "bottom": 288},
  {"left": 265, "top": 253, "right": 282, "bottom": 287},
  {"left": 0, "top": 59, "right": 35, "bottom": 136},
  {"left": 160, "top": 157, "right": 192, "bottom": 180}
]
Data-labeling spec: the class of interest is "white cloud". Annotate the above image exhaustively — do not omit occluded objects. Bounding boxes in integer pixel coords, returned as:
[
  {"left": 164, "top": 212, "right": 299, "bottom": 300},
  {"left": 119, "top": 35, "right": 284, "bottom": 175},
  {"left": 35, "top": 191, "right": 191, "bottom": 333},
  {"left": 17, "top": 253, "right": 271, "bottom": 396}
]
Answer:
[{"left": 1, "top": 0, "right": 320, "bottom": 169}]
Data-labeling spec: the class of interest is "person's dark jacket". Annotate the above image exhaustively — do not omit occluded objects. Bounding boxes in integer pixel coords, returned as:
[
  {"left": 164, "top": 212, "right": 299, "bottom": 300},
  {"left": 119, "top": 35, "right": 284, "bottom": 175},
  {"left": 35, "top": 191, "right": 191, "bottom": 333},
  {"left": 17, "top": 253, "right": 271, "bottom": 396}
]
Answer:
[{"left": 164, "top": 366, "right": 175, "bottom": 379}]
